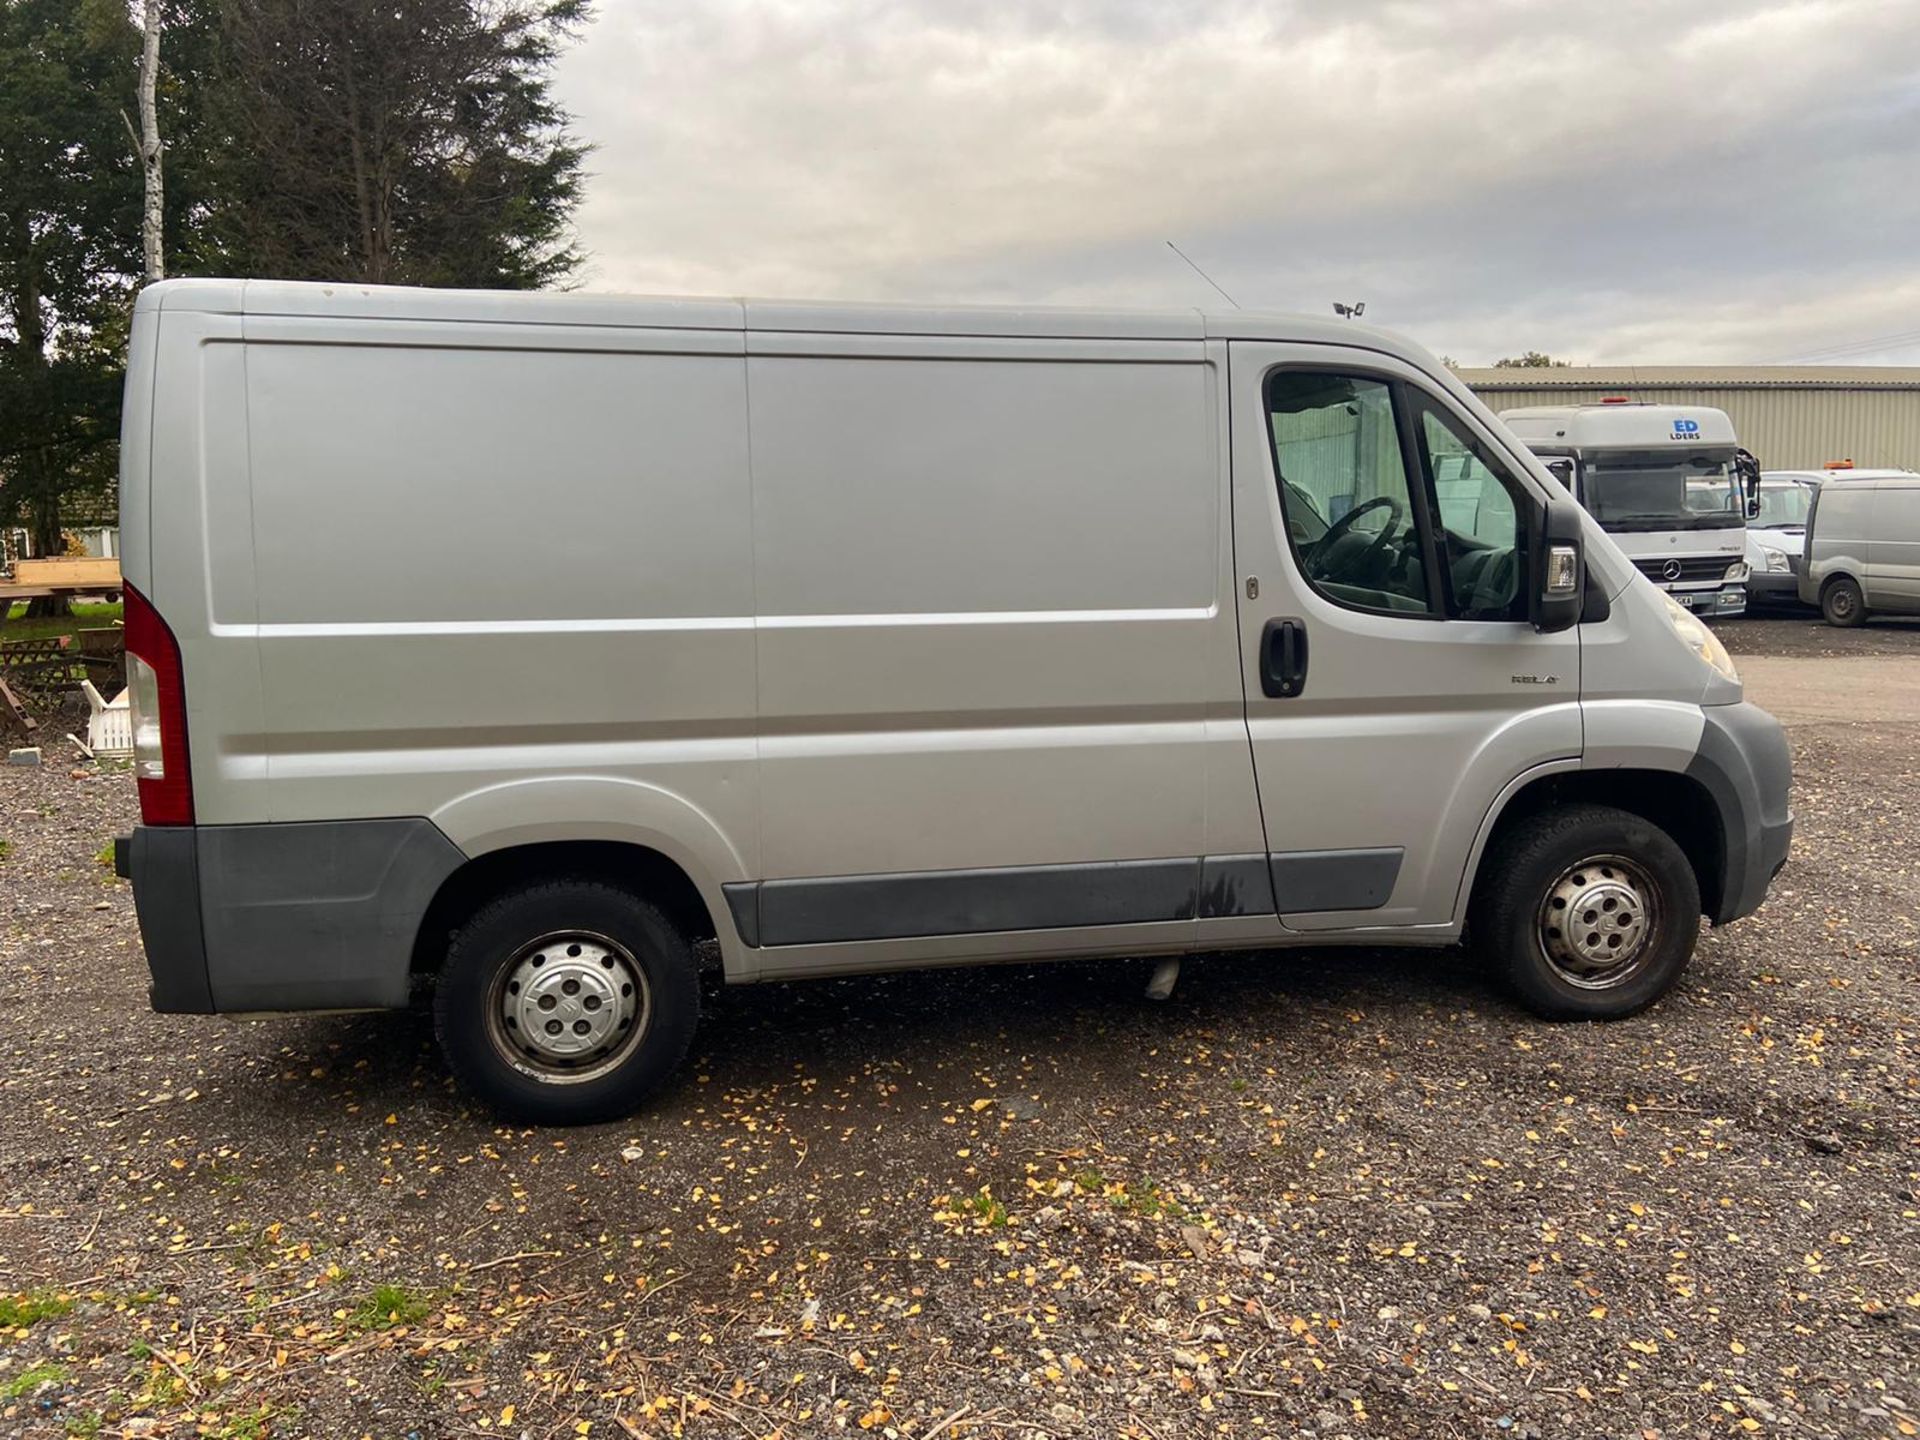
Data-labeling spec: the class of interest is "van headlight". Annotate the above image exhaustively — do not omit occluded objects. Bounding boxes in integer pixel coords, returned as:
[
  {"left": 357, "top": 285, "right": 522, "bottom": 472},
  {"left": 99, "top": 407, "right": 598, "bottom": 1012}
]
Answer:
[
  {"left": 1755, "top": 547, "right": 1789, "bottom": 573},
  {"left": 1662, "top": 591, "right": 1739, "bottom": 683}
]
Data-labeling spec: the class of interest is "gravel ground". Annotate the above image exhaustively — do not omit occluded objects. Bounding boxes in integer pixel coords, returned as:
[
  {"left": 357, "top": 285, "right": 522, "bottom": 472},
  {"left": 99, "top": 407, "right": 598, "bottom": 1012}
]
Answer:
[{"left": 1, "top": 621, "right": 1916, "bottom": 1440}]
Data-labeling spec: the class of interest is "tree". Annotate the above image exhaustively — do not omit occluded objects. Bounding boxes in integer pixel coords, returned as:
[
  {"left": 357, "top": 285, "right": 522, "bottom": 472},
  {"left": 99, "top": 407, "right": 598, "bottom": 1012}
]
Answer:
[
  {"left": 200, "top": 0, "right": 589, "bottom": 288},
  {"left": 0, "top": 0, "right": 144, "bottom": 572},
  {"left": 1492, "top": 351, "right": 1571, "bottom": 368},
  {"left": 130, "top": 0, "right": 163, "bottom": 281}
]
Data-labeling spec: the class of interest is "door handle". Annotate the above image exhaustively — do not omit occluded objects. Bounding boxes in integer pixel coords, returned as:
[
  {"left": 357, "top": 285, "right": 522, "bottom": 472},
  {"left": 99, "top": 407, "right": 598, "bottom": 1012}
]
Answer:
[{"left": 1260, "top": 617, "right": 1309, "bottom": 698}]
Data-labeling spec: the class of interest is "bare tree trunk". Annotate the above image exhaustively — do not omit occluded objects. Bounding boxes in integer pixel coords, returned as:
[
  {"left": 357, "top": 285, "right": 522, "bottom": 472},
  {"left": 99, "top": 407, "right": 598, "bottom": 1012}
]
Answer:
[
  {"left": 125, "top": 1, "right": 165, "bottom": 283},
  {"left": 343, "top": 67, "right": 379, "bottom": 281}
]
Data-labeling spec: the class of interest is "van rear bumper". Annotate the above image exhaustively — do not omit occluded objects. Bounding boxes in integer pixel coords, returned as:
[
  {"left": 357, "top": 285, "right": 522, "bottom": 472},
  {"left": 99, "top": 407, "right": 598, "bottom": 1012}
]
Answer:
[
  {"left": 1686, "top": 701, "right": 1793, "bottom": 925},
  {"left": 119, "top": 819, "right": 465, "bottom": 1014}
]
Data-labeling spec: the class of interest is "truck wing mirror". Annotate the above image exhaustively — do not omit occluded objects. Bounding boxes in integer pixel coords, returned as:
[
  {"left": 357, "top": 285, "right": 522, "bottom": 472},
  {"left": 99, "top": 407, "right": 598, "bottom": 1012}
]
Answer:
[
  {"left": 1737, "top": 448, "right": 1762, "bottom": 518},
  {"left": 1541, "top": 457, "right": 1575, "bottom": 490},
  {"left": 1532, "top": 495, "right": 1584, "bottom": 634}
]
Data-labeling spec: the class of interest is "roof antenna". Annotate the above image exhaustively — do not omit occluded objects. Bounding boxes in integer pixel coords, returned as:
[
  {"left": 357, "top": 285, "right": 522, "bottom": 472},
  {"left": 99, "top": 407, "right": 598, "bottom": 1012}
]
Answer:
[{"left": 1166, "top": 240, "right": 1240, "bottom": 309}]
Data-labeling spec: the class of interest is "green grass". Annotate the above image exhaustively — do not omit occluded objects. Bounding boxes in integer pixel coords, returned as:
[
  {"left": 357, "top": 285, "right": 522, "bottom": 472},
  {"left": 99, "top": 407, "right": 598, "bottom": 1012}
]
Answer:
[
  {"left": 210, "top": 1406, "right": 278, "bottom": 1440},
  {"left": 954, "top": 1187, "right": 1010, "bottom": 1227},
  {"left": 0, "top": 600, "right": 121, "bottom": 646},
  {"left": 0, "top": 1289, "right": 74, "bottom": 1329},
  {"left": 2, "top": 1361, "right": 69, "bottom": 1399},
  {"left": 347, "top": 1283, "right": 431, "bottom": 1331},
  {"left": 1118, "top": 1180, "right": 1190, "bottom": 1222},
  {"left": 0, "top": 840, "right": 10, "bottom": 862}
]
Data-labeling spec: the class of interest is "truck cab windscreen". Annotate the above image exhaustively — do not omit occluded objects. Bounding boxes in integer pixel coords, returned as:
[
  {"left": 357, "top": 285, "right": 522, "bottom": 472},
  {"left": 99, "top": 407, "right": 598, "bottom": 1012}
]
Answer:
[{"left": 1583, "top": 450, "right": 1743, "bottom": 531}]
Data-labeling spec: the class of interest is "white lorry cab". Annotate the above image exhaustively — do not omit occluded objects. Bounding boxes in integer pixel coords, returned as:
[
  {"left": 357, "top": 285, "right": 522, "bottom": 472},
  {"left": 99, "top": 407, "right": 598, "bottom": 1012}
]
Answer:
[
  {"left": 1500, "top": 402, "right": 1752, "bottom": 618},
  {"left": 114, "top": 280, "right": 1793, "bottom": 1124}
]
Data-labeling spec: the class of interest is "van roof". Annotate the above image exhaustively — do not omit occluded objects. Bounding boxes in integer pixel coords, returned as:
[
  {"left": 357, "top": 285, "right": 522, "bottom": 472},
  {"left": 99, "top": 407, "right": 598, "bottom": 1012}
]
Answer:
[
  {"left": 136, "top": 276, "right": 1434, "bottom": 355},
  {"left": 1498, "top": 402, "right": 1740, "bottom": 449},
  {"left": 1764, "top": 468, "right": 1920, "bottom": 484}
]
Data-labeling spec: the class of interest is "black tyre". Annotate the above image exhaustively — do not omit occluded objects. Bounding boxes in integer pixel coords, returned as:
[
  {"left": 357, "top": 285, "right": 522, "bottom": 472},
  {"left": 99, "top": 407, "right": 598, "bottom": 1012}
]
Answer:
[
  {"left": 433, "top": 879, "right": 699, "bottom": 1124},
  {"left": 1820, "top": 576, "right": 1865, "bottom": 628},
  {"left": 1471, "top": 804, "right": 1701, "bottom": 1021}
]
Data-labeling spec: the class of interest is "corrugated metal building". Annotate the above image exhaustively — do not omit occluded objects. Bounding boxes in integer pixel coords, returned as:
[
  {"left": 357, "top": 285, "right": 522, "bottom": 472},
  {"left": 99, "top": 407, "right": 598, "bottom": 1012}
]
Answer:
[{"left": 1454, "top": 366, "right": 1920, "bottom": 471}]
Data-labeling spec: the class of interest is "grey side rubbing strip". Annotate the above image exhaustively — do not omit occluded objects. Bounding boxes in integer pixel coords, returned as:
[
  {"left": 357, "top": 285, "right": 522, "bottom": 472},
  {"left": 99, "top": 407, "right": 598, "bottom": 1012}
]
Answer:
[
  {"left": 738, "top": 848, "right": 1405, "bottom": 945},
  {"left": 756, "top": 857, "right": 1204, "bottom": 946},
  {"left": 1198, "top": 854, "right": 1277, "bottom": 918},
  {"left": 721, "top": 882, "right": 760, "bottom": 948},
  {"left": 196, "top": 818, "right": 465, "bottom": 1011},
  {"left": 1269, "top": 847, "right": 1403, "bottom": 912}
]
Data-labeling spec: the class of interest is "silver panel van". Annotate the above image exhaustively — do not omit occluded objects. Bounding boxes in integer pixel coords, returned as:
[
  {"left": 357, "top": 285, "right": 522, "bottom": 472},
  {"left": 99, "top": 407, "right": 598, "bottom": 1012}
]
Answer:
[
  {"left": 1796, "top": 469, "right": 1920, "bottom": 625},
  {"left": 115, "top": 280, "right": 1792, "bottom": 1123}
]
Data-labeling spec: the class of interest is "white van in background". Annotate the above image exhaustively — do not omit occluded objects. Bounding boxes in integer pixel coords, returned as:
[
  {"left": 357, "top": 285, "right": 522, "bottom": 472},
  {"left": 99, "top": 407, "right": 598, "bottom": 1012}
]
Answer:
[
  {"left": 1744, "top": 474, "right": 1819, "bottom": 606},
  {"left": 115, "top": 280, "right": 1792, "bottom": 1123},
  {"left": 1798, "top": 468, "right": 1920, "bottom": 625},
  {"left": 1501, "top": 403, "right": 1752, "bottom": 617}
]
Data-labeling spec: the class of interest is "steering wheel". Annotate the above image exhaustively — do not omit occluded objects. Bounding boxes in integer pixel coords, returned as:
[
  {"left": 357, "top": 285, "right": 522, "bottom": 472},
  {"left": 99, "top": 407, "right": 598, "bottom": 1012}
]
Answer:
[{"left": 1308, "top": 495, "right": 1405, "bottom": 580}]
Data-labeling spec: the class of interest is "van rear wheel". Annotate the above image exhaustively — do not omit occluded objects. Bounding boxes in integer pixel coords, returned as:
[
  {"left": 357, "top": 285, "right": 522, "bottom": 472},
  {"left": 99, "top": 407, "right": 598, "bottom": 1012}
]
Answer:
[
  {"left": 1820, "top": 576, "right": 1865, "bottom": 628},
  {"left": 434, "top": 879, "right": 699, "bottom": 1124},
  {"left": 1472, "top": 804, "right": 1700, "bottom": 1021}
]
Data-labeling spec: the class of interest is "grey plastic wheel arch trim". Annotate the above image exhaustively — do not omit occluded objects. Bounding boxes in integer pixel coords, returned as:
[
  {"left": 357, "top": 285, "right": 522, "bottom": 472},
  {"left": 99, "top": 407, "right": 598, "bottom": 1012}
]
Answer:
[
  {"left": 721, "top": 847, "right": 1399, "bottom": 948},
  {"left": 1685, "top": 701, "right": 1793, "bottom": 924}
]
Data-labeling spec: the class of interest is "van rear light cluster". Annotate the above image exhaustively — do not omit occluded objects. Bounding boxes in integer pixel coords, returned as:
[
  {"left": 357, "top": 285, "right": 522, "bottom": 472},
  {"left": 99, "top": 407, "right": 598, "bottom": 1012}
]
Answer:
[{"left": 123, "top": 582, "right": 194, "bottom": 825}]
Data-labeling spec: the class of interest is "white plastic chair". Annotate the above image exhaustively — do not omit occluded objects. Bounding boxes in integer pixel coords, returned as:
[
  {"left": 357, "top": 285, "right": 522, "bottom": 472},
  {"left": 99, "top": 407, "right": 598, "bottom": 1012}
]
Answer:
[{"left": 82, "top": 680, "right": 133, "bottom": 758}]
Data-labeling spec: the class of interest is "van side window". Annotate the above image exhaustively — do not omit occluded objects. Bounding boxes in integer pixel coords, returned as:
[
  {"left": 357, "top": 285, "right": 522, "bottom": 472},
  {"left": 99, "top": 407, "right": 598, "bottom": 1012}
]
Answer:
[
  {"left": 1413, "top": 401, "right": 1530, "bottom": 621},
  {"left": 1266, "top": 372, "right": 1435, "bottom": 617}
]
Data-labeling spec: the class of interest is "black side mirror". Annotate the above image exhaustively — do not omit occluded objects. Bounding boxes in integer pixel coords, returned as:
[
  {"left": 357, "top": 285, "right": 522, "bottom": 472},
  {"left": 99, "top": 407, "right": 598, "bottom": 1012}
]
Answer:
[
  {"left": 1531, "top": 495, "right": 1584, "bottom": 633},
  {"left": 1737, "top": 448, "right": 1762, "bottom": 519}
]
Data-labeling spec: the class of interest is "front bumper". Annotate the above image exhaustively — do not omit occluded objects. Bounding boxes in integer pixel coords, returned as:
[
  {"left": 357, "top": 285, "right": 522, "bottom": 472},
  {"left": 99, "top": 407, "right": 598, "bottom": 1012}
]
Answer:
[
  {"left": 1746, "top": 570, "right": 1800, "bottom": 599},
  {"left": 1687, "top": 702, "right": 1793, "bottom": 924},
  {"left": 118, "top": 819, "right": 464, "bottom": 1013},
  {"left": 1670, "top": 585, "right": 1745, "bottom": 618}
]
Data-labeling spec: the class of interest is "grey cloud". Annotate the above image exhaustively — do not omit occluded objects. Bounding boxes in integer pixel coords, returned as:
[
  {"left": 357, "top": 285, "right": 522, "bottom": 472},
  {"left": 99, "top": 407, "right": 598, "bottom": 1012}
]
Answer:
[{"left": 554, "top": 0, "right": 1920, "bottom": 363}]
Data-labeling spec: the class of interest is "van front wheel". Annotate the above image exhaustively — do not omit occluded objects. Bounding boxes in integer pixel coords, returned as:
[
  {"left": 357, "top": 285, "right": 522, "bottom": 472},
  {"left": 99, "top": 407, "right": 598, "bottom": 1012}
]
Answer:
[
  {"left": 434, "top": 879, "right": 700, "bottom": 1124},
  {"left": 1820, "top": 576, "right": 1865, "bottom": 628},
  {"left": 1472, "top": 804, "right": 1700, "bottom": 1021}
]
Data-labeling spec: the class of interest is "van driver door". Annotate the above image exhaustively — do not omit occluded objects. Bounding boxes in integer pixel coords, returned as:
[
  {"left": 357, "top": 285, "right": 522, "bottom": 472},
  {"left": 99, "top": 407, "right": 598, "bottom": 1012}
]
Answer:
[{"left": 1227, "top": 342, "right": 1583, "bottom": 932}]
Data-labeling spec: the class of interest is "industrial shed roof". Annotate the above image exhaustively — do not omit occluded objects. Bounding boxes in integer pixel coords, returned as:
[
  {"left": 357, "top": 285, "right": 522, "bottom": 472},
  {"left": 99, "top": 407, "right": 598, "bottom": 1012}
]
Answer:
[{"left": 1453, "top": 366, "right": 1920, "bottom": 390}]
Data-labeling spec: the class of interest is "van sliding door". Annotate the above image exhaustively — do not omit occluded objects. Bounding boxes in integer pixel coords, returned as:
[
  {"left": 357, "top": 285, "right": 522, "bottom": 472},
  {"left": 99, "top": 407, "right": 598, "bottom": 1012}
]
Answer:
[{"left": 739, "top": 330, "right": 1253, "bottom": 965}]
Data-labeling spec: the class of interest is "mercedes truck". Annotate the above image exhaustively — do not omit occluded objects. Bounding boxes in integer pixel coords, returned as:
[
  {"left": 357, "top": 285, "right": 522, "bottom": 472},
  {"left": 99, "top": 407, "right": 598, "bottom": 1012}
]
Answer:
[{"left": 1501, "top": 402, "right": 1754, "bottom": 617}]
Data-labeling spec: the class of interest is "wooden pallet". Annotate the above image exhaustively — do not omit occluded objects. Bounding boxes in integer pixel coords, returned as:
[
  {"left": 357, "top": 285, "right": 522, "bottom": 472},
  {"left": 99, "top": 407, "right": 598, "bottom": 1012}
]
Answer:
[{"left": 9, "top": 557, "right": 121, "bottom": 589}]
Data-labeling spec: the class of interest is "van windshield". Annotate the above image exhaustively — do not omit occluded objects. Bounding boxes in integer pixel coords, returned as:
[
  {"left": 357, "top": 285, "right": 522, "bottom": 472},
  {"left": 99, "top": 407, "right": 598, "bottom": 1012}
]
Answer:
[
  {"left": 1752, "top": 484, "right": 1812, "bottom": 530},
  {"left": 1582, "top": 449, "right": 1743, "bottom": 531}
]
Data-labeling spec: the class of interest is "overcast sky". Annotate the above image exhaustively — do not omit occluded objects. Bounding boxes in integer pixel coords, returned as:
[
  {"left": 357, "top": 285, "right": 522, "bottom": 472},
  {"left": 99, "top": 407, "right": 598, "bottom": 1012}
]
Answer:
[{"left": 551, "top": 0, "right": 1920, "bottom": 366}]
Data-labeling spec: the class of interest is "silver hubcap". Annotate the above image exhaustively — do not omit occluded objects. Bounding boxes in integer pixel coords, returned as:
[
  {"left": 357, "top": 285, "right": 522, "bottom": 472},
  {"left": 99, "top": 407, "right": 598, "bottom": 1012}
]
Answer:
[
  {"left": 487, "top": 931, "right": 649, "bottom": 1083},
  {"left": 1537, "top": 854, "right": 1660, "bottom": 990}
]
